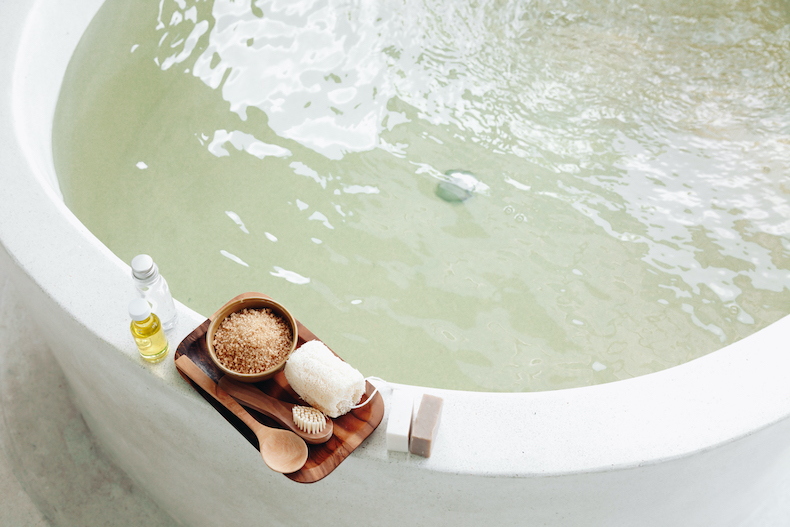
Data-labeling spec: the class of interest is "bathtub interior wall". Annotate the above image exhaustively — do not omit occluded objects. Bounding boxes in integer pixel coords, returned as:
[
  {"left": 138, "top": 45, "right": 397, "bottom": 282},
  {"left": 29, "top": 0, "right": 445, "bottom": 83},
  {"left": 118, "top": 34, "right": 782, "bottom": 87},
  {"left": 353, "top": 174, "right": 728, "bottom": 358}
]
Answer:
[
  {"left": 2, "top": 0, "right": 790, "bottom": 525},
  {"left": 0, "top": 0, "right": 215, "bottom": 516},
  {"left": 9, "top": 0, "right": 101, "bottom": 201},
  {"left": 1, "top": 0, "right": 200, "bottom": 390}
]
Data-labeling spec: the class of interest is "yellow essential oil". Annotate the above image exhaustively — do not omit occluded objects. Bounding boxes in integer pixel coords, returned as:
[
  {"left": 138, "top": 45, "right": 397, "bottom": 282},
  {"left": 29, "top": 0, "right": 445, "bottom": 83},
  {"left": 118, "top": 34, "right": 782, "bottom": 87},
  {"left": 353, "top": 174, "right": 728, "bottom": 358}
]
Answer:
[{"left": 128, "top": 298, "right": 169, "bottom": 363}]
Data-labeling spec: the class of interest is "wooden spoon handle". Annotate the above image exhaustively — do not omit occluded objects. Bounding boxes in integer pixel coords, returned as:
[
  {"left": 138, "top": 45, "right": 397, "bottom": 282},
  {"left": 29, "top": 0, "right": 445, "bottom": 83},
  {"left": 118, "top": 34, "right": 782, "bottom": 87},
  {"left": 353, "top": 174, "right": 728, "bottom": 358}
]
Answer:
[
  {"left": 175, "top": 356, "right": 267, "bottom": 437},
  {"left": 218, "top": 376, "right": 293, "bottom": 422},
  {"left": 218, "top": 376, "right": 333, "bottom": 444}
]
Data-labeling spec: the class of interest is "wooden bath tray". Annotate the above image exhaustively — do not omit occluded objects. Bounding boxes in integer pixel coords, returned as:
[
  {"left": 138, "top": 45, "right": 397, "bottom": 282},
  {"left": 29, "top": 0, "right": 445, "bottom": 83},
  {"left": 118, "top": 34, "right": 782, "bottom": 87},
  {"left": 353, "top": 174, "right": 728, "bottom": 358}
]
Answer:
[{"left": 174, "top": 292, "right": 384, "bottom": 484}]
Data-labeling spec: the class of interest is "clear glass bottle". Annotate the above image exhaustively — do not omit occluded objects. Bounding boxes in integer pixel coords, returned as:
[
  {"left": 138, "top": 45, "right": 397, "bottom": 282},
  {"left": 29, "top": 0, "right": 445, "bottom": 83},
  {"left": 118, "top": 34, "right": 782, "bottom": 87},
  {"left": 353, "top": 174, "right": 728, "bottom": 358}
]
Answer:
[
  {"left": 129, "top": 298, "right": 169, "bottom": 363},
  {"left": 130, "top": 254, "right": 177, "bottom": 331}
]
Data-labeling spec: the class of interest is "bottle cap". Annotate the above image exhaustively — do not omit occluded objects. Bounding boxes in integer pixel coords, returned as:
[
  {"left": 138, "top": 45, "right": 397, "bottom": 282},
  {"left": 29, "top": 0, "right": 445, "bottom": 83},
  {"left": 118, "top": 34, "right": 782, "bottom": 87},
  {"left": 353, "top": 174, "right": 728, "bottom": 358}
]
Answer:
[
  {"left": 129, "top": 298, "right": 152, "bottom": 321},
  {"left": 131, "top": 254, "right": 157, "bottom": 280}
]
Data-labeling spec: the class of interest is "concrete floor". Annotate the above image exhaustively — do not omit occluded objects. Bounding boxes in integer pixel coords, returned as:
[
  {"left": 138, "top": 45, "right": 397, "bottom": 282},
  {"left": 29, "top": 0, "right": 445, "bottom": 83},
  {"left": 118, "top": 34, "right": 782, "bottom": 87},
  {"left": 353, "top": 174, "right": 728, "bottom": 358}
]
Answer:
[{"left": 0, "top": 273, "right": 179, "bottom": 527}]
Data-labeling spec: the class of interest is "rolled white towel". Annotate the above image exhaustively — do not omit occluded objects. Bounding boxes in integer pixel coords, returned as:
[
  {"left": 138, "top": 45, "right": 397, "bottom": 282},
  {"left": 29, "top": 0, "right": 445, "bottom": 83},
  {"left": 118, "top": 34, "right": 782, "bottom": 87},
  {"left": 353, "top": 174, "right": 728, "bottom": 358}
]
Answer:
[{"left": 284, "top": 340, "right": 365, "bottom": 418}]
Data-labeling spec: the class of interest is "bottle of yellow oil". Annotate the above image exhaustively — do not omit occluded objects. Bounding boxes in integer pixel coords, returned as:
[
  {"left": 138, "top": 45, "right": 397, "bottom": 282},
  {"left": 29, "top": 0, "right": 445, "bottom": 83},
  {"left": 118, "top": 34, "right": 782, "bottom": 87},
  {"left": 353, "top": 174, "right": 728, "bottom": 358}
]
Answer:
[{"left": 128, "top": 298, "right": 169, "bottom": 363}]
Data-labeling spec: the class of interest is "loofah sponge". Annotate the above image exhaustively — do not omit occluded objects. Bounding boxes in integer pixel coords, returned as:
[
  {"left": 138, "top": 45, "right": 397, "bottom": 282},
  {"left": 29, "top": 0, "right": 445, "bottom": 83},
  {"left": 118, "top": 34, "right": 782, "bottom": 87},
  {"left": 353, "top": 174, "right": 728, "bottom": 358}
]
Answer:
[{"left": 284, "top": 340, "right": 366, "bottom": 418}]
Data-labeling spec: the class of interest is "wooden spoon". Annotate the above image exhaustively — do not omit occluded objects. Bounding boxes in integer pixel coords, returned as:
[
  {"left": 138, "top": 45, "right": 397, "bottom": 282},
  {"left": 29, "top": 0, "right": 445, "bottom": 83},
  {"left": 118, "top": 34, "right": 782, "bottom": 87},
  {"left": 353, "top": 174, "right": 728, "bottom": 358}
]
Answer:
[
  {"left": 175, "top": 356, "right": 308, "bottom": 474},
  {"left": 219, "top": 376, "right": 333, "bottom": 444}
]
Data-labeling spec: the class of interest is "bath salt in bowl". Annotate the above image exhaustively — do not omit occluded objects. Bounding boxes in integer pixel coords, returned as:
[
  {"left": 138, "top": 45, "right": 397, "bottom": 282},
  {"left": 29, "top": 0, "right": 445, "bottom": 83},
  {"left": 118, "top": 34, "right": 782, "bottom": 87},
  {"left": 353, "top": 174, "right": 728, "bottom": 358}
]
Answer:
[{"left": 206, "top": 294, "right": 298, "bottom": 382}]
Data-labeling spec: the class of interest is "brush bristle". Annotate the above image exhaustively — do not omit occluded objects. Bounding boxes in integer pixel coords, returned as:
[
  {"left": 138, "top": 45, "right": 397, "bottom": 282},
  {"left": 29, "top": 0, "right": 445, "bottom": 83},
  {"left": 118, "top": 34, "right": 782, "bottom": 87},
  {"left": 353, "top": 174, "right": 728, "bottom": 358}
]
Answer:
[{"left": 292, "top": 406, "right": 326, "bottom": 434}]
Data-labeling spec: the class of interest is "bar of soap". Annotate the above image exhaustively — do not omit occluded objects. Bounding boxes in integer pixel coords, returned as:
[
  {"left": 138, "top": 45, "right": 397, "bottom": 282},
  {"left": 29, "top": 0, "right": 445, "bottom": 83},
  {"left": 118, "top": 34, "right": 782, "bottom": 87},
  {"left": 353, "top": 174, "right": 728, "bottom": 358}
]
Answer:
[
  {"left": 409, "top": 394, "right": 443, "bottom": 458},
  {"left": 386, "top": 389, "right": 413, "bottom": 452}
]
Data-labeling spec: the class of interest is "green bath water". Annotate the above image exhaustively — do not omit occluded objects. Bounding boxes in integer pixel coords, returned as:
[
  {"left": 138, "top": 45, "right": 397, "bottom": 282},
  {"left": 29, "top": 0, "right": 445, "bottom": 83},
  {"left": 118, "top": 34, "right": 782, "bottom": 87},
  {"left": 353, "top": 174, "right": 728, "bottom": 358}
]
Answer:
[{"left": 54, "top": 0, "right": 790, "bottom": 391}]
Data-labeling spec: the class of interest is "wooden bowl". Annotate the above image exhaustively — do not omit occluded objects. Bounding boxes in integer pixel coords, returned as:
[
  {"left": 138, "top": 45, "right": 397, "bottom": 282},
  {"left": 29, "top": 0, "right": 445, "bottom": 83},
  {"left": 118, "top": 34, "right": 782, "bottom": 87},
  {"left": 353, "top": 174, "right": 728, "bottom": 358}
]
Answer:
[{"left": 206, "top": 295, "right": 298, "bottom": 383}]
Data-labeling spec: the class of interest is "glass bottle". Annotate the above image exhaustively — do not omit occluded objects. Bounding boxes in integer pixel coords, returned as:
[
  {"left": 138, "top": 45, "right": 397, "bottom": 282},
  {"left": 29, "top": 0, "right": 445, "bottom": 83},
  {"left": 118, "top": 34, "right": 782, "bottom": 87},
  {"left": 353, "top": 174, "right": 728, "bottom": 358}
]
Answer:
[
  {"left": 129, "top": 298, "right": 169, "bottom": 363},
  {"left": 130, "top": 254, "right": 177, "bottom": 331}
]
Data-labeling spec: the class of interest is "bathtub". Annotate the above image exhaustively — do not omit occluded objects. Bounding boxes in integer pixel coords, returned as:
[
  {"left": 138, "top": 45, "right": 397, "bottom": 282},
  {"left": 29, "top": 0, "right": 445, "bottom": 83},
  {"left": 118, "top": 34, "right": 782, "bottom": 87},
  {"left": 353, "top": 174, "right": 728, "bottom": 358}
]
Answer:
[{"left": 2, "top": 0, "right": 790, "bottom": 525}]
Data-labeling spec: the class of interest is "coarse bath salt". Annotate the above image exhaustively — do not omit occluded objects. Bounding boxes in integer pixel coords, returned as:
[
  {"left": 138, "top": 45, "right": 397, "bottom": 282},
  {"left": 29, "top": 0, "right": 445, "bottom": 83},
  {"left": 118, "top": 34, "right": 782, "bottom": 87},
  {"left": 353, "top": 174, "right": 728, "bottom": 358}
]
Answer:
[{"left": 213, "top": 308, "right": 292, "bottom": 374}]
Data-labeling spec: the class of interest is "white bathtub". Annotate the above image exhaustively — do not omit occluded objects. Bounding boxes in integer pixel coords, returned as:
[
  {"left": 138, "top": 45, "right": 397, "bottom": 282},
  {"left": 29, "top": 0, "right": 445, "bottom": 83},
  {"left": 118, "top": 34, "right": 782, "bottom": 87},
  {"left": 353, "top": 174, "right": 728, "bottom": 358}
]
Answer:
[{"left": 2, "top": 0, "right": 790, "bottom": 525}]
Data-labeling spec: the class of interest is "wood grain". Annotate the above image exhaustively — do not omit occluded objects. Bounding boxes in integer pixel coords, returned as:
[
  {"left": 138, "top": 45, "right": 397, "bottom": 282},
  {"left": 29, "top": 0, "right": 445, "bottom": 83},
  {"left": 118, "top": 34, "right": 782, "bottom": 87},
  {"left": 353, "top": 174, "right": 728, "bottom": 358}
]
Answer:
[
  {"left": 174, "top": 292, "right": 384, "bottom": 483},
  {"left": 175, "top": 355, "right": 309, "bottom": 474},
  {"left": 218, "top": 376, "right": 334, "bottom": 444}
]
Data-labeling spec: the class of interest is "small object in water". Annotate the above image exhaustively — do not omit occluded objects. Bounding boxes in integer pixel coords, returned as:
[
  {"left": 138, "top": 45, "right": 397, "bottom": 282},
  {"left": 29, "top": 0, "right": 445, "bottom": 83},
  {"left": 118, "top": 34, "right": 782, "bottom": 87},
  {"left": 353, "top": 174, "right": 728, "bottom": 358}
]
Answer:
[
  {"left": 284, "top": 339, "right": 366, "bottom": 418},
  {"left": 386, "top": 388, "right": 414, "bottom": 453},
  {"left": 292, "top": 405, "right": 327, "bottom": 434},
  {"left": 128, "top": 298, "right": 169, "bottom": 363},
  {"left": 130, "top": 254, "right": 177, "bottom": 331},
  {"left": 436, "top": 169, "right": 480, "bottom": 202},
  {"left": 409, "top": 394, "right": 443, "bottom": 458}
]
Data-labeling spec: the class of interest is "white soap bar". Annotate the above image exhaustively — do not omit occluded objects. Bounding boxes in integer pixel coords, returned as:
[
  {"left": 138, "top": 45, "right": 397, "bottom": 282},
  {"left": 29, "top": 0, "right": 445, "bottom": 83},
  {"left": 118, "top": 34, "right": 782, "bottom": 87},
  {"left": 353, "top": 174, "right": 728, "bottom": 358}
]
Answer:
[{"left": 386, "top": 389, "right": 413, "bottom": 452}]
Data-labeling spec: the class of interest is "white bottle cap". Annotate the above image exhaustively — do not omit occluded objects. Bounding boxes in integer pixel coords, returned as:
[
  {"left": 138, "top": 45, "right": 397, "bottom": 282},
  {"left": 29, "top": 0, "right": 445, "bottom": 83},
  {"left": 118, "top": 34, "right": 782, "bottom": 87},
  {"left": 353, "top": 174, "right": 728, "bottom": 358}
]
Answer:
[
  {"left": 128, "top": 298, "right": 152, "bottom": 321},
  {"left": 131, "top": 254, "right": 156, "bottom": 280}
]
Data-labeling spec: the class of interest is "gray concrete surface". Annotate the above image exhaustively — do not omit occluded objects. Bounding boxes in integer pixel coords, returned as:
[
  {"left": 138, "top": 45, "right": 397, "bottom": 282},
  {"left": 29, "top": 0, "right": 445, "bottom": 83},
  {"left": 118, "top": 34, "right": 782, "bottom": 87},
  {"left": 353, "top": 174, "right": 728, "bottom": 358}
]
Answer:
[{"left": 0, "top": 274, "right": 179, "bottom": 527}]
